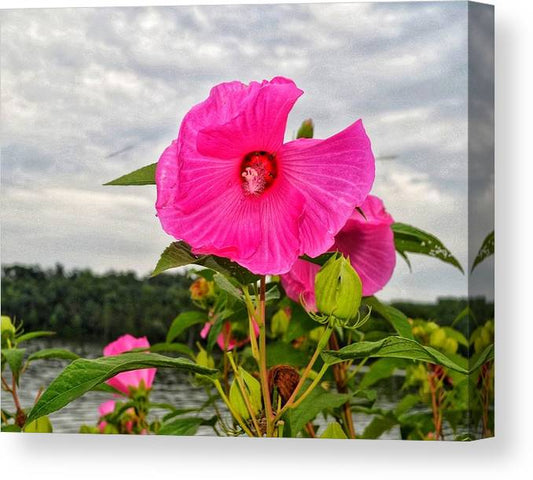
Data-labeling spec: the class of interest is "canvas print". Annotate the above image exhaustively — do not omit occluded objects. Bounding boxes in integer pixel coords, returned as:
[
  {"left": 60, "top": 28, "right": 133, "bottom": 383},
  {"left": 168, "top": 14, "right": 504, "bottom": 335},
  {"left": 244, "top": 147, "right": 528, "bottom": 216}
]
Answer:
[{"left": 1, "top": 1, "right": 494, "bottom": 440}]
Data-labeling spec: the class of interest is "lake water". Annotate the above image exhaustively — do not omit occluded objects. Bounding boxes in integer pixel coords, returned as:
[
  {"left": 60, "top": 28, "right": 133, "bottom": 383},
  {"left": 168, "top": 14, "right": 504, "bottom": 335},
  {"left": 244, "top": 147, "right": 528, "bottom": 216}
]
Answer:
[{"left": 2, "top": 339, "right": 438, "bottom": 439}]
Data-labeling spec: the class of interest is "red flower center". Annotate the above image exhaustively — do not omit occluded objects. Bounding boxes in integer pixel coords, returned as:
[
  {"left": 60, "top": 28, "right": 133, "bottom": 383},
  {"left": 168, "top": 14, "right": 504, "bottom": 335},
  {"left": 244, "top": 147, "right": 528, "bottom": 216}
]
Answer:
[{"left": 240, "top": 151, "right": 277, "bottom": 195}]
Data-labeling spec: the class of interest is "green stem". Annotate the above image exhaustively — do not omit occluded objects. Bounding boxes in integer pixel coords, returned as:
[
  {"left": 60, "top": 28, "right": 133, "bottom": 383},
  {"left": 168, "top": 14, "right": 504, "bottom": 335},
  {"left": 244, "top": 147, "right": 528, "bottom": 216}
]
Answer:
[
  {"left": 275, "top": 324, "right": 333, "bottom": 421},
  {"left": 257, "top": 276, "right": 274, "bottom": 436},
  {"left": 292, "top": 363, "right": 329, "bottom": 409},
  {"left": 226, "top": 352, "right": 262, "bottom": 436},
  {"left": 213, "top": 379, "right": 254, "bottom": 437}
]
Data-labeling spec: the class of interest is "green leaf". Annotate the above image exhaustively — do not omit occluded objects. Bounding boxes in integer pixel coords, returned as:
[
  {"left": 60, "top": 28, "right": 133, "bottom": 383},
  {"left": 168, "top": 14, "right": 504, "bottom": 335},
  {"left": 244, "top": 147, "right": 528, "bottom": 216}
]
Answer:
[
  {"left": 471, "top": 230, "right": 494, "bottom": 272},
  {"left": 27, "top": 348, "right": 79, "bottom": 362},
  {"left": 394, "top": 394, "right": 420, "bottom": 416},
  {"left": 469, "top": 344, "right": 494, "bottom": 372},
  {"left": 26, "top": 352, "right": 218, "bottom": 424},
  {"left": 285, "top": 384, "right": 350, "bottom": 436},
  {"left": 363, "top": 296, "right": 413, "bottom": 339},
  {"left": 15, "top": 331, "right": 55, "bottom": 344},
  {"left": 320, "top": 422, "right": 347, "bottom": 439},
  {"left": 284, "top": 304, "right": 319, "bottom": 343},
  {"left": 24, "top": 416, "right": 53, "bottom": 433},
  {"left": 213, "top": 273, "right": 244, "bottom": 302},
  {"left": 300, "top": 252, "right": 335, "bottom": 267},
  {"left": 158, "top": 417, "right": 204, "bottom": 436},
  {"left": 2, "top": 348, "right": 26, "bottom": 383},
  {"left": 359, "top": 358, "right": 408, "bottom": 389},
  {"left": 321, "top": 336, "right": 468, "bottom": 374},
  {"left": 166, "top": 311, "right": 208, "bottom": 343},
  {"left": 104, "top": 163, "right": 157, "bottom": 186},
  {"left": 149, "top": 342, "right": 194, "bottom": 358},
  {"left": 362, "top": 413, "right": 398, "bottom": 439},
  {"left": 152, "top": 241, "right": 259, "bottom": 284},
  {"left": 392, "top": 223, "right": 464, "bottom": 274}
]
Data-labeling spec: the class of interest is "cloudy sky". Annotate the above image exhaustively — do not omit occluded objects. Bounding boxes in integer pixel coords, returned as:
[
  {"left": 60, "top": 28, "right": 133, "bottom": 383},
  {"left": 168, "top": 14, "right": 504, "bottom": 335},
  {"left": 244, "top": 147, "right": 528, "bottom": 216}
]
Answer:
[{"left": 1, "top": 1, "right": 493, "bottom": 302}]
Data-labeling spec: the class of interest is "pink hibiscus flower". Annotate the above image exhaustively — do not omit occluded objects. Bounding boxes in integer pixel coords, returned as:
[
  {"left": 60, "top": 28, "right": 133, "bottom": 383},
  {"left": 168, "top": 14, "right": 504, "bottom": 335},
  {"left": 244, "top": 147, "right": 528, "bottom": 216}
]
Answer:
[
  {"left": 200, "top": 320, "right": 260, "bottom": 351},
  {"left": 97, "top": 399, "right": 116, "bottom": 433},
  {"left": 281, "top": 195, "right": 396, "bottom": 310},
  {"left": 103, "top": 334, "right": 156, "bottom": 395},
  {"left": 156, "top": 77, "right": 375, "bottom": 275}
]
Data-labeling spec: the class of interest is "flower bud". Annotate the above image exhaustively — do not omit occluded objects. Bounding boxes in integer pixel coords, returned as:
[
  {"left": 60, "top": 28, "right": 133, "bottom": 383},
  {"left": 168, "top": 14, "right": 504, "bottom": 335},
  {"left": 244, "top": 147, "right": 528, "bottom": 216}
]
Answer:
[
  {"left": 1, "top": 316, "right": 16, "bottom": 347},
  {"left": 296, "top": 118, "right": 314, "bottom": 139},
  {"left": 314, "top": 253, "right": 362, "bottom": 321},
  {"left": 189, "top": 278, "right": 214, "bottom": 301}
]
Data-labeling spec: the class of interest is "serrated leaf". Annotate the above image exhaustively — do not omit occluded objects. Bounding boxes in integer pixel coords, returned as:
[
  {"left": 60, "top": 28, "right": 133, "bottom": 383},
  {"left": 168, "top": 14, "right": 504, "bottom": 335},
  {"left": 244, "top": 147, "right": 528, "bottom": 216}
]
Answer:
[
  {"left": 166, "top": 311, "right": 208, "bottom": 343},
  {"left": 471, "top": 230, "right": 494, "bottom": 272},
  {"left": 321, "top": 336, "right": 468, "bottom": 374},
  {"left": 27, "top": 348, "right": 79, "bottom": 362},
  {"left": 104, "top": 163, "right": 157, "bottom": 186},
  {"left": 25, "top": 352, "right": 217, "bottom": 424},
  {"left": 392, "top": 223, "right": 464, "bottom": 274},
  {"left": 152, "top": 241, "right": 258, "bottom": 284},
  {"left": 213, "top": 273, "right": 243, "bottom": 302},
  {"left": 363, "top": 296, "right": 413, "bottom": 339}
]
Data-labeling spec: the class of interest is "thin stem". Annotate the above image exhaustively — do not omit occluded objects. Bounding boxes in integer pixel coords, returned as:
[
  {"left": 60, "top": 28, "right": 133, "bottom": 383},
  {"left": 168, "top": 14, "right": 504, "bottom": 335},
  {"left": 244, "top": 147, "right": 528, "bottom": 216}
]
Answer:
[
  {"left": 243, "top": 287, "right": 260, "bottom": 363},
  {"left": 226, "top": 352, "right": 262, "bottom": 436},
  {"left": 257, "top": 276, "right": 274, "bottom": 436},
  {"left": 275, "top": 325, "right": 333, "bottom": 421},
  {"left": 213, "top": 379, "right": 254, "bottom": 437},
  {"left": 291, "top": 363, "right": 329, "bottom": 409}
]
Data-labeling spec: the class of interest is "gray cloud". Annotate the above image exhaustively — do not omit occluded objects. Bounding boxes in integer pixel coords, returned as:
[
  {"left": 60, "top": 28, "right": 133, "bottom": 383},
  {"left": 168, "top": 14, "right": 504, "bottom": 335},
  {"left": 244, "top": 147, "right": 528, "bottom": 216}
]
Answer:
[{"left": 1, "top": 2, "right": 483, "bottom": 302}]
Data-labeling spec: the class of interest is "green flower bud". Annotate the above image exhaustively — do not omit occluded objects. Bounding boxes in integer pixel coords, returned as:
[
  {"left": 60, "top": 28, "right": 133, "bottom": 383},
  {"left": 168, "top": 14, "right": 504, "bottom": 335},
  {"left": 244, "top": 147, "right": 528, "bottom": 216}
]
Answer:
[
  {"left": 1, "top": 316, "right": 16, "bottom": 347},
  {"left": 443, "top": 337, "right": 458, "bottom": 354},
  {"left": 315, "top": 253, "right": 362, "bottom": 321},
  {"left": 296, "top": 118, "right": 314, "bottom": 139},
  {"left": 229, "top": 367, "right": 262, "bottom": 420}
]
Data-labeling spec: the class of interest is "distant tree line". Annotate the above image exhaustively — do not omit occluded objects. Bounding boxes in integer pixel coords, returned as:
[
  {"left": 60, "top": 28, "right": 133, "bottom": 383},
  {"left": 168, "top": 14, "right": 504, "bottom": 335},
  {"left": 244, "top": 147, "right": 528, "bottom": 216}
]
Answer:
[
  {"left": 1, "top": 264, "right": 193, "bottom": 343},
  {"left": 1, "top": 264, "right": 494, "bottom": 344}
]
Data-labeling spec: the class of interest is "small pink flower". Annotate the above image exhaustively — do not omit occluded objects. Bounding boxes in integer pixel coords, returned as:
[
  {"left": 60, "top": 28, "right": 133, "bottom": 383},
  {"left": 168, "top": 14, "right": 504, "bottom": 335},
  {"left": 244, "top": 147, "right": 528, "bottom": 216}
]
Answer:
[
  {"left": 156, "top": 77, "right": 375, "bottom": 275},
  {"left": 98, "top": 399, "right": 116, "bottom": 433},
  {"left": 200, "top": 320, "right": 259, "bottom": 351},
  {"left": 103, "top": 334, "right": 156, "bottom": 395},
  {"left": 281, "top": 195, "right": 396, "bottom": 310}
]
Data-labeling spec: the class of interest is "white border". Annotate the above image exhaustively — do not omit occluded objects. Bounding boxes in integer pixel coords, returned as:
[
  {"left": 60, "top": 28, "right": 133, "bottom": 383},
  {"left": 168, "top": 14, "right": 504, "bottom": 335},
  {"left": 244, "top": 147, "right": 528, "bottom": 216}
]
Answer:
[{"left": 2, "top": 0, "right": 532, "bottom": 478}]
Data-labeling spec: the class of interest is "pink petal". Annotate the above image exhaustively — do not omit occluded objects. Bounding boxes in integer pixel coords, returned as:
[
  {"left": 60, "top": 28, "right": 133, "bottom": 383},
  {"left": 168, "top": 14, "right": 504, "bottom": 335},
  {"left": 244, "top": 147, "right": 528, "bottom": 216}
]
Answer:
[
  {"left": 280, "top": 258, "right": 320, "bottom": 312},
  {"left": 196, "top": 79, "right": 303, "bottom": 159},
  {"left": 280, "top": 120, "right": 375, "bottom": 258},
  {"left": 98, "top": 400, "right": 116, "bottom": 417},
  {"left": 332, "top": 195, "right": 396, "bottom": 296},
  {"left": 281, "top": 195, "right": 395, "bottom": 303},
  {"left": 103, "top": 334, "right": 157, "bottom": 393},
  {"left": 200, "top": 323, "right": 211, "bottom": 339}
]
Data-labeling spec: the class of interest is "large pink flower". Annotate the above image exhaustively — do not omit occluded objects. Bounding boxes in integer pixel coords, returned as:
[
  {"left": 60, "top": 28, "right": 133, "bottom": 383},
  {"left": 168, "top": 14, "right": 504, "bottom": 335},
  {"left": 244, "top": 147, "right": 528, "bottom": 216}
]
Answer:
[
  {"left": 156, "top": 77, "right": 375, "bottom": 275},
  {"left": 281, "top": 195, "right": 396, "bottom": 309},
  {"left": 103, "top": 334, "right": 156, "bottom": 395}
]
